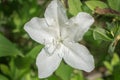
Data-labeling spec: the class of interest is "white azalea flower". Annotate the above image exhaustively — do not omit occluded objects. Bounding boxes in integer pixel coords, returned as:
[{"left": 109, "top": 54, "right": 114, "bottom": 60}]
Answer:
[{"left": 24, "top": 0, "right": 95, "bottom": 78}]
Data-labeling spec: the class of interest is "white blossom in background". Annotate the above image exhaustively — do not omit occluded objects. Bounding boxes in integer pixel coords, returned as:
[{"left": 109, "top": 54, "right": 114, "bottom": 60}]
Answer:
[{"left": 24, "top": 0, "right": 95, "bottom": 78}]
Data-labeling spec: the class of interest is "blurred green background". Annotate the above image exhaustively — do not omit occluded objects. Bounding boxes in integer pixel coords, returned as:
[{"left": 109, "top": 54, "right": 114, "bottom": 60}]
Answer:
[{"left": 0, "top": 0, "right": 120, "bottom": 80}]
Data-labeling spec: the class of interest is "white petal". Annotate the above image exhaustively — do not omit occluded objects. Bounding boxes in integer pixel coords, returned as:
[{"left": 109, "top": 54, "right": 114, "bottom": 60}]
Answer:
[
  {"left": 36, "top": 48, "right": 62, "bottom": 78},
  {"left": 45, "top": 43, "right": 56, "bottom": 55},
  {"left": 63, "top": 42, "right": 94, "bottom": 72},
  {"left": 24, "top": 17, "right": 57, "bottom": 44},
  {"left": 62, "top": 12, "right": 94, "bottom": 42},
  {"left": 45, "top": 0, "right": 68, "bottom": 28}
]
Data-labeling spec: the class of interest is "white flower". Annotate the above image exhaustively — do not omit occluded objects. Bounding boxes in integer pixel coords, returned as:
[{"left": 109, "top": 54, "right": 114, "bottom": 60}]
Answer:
[{"left": 24, "top": 0, "right": 94, "bottom": 78}]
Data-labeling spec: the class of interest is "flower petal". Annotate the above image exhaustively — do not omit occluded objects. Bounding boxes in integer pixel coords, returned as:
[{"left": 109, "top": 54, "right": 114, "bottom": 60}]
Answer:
[
  {"left": 44, "top": 0, "right": 68, "bottom": 30},
  {"left": 63, "top": 42, "right": 94, "bottom": 72},
  {"left": 36, "top": 48, "right": 62, "bottom": 78},
  {"left": 24, "top": 17, "right": 57, "bottom": 44},
  {"left": 62, "top": 12, "right": 94, "bottom": 42}
]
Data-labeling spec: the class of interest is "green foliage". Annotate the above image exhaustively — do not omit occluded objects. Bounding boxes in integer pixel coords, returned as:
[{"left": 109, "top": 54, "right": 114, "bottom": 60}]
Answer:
[
  {"left": 108, "top": 24, "right": 120, "bottom": 54},
  {"left": 56, "top": 62, "right": 73, "bottom": 80},
  {"left": 85, "top": 1, "right": 108, "bottom": 11},
  {"left": 14, "top": 57, "right": 32, "bottom": 69},
  {"left": 70, "top": 71, "right": 84, "bottom": 80},
  {"left": 93, "top": 27, "right": 113, "bottom": 41},
  {"left": 107, "top": 0, "right": 120, "bottom": 11},
  {"left": 0, "top": 34, "right": 22, "bottom": 57},
  {"left": 111, "top": 53, "right": 119, "bottom": 66},
  {"left": 104, "top": 53, "right": 120, "bottom": 80},
  {"left": 0, "top": 74, "right": 8, "bottom": 80},
  {"left": 113, "top": 64, "right": 120, "bottom": 80},
  {"left": 26, "top": 45, "right": 43, "bottom": 59},
  {"left": 0, "top": 64, "right": 10, "bottom": 76},
  {"left": 104, "top": 61, "right": 113, "bottom": 72},
  {"left": 68, "top": 0, "right": 82, "bottom": 16}
]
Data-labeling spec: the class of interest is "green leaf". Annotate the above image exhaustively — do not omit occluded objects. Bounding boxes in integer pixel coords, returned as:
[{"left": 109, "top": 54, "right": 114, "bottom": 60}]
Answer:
[
  {"left": 111, "top": 53, "right": 120, "bottom": 66},
  {"left": 14, "top": 57, "right": 32, "bottom": 69},
  {"left": 108, "top": 41, "right": 116, "bottom": 54},
  {"left": 68, "top": 0, "right": 82, "bottom": 16},
  {"left": 93, "top": 27, "right": 113, "bottom": 41},
  {"left": 110, "top": 24, "right": 120, "bottom": 37},
  {"left": 85, "top": 1, "right": 108, "bottom": 11},
  {"left": 26, "top": 45, "right": 43, "bottom": 59},
  {"left": 107, "top": 0, "right": 120, "bottom": 11},
  {"left": 0, "top": 34, "right": 22, "bottom": 57},
  {"left": 113, "top": 64, "right": 120, "bottom": 80},
  {"left": 48, "top": 75, "right": 60, "bottom": 80},
  {"left": 0, "top": 74, "right": 8, "bottom": 80},
  {"left": 115, "top": 25, "right": 120, "bottom": 36},
  {"left": 13, "top": 13, "right": 21, "bottom": 29},
  {"left": 9, "top": 59, "right": 30, "bottom": 80},
  {"left": 70, "top": 71, "right": 84, "bottom": 80},
  {"left": 104, "top": 61, "right": 113, "bottom": 72},
  {"left": 56, "top": 62, "right": 73, "bottom": 80},
  {"left": 14, "top": 45, "right": 43, "bottom": 69},
  {"left": 0, "top": 64, "right": 10, "bottom": 76}
]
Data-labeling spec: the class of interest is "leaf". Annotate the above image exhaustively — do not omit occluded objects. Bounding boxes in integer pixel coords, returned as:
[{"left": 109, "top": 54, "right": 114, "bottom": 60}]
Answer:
[
  {"left": 93, "top": 27, "right": 113, "bottom": 41},
  {"left": 0, "top": 74, "right": 8, "bottom": 80},
  {"left": 26, "top": 45, "right": 43, "bottom": 59},
  {"left": 107, "top": 0, "right": 120, "bottom": 11},
  {"left": 68, "top": 0, "right": 82, "bottom": 16},
  {"left": 70, "top": 70, "right": 84, "bottom": 80},
  {"left": 108, "top": 41, "right": 116, "bottom": 54},
  {"left": 115, "top": 25, "right": 120, "bottom": 36},
  {"left": 13, "top": 12, "right": 21, "bottom": 29},
  {"left": 85, "top": 1, "right": 108, "bottom": 11},
  {"left": 14, "top": 45, "right": 43, "bottom": 69},
  {"left": 110, "top": 24, "right": 120, "bottom": 37},
  {"left": 55, "top": 62, "right": 73, "bottom": 80},
  {"left": 113, "top": 64, "right": 120, "bottom": 80},
  {"left": 9, "top": 59, "right": 30, "bottom": 80},
  {"left": 104, "top": 61, "right": 113, "bottom": 72},
  {"left": 0, "top": 34, "right": 22, "bottom": 57},
  {"left": 14, "top": 57, "right": 33, "bottom": 69},
  {"left": 48, "top": 75, "right": 60, "bottom": 80},
  {"left": 0, "top": 64, "right": 10, "bottom": 76},
  {"left": 111, "top": 53, "right": 120, "bottom": 66}
]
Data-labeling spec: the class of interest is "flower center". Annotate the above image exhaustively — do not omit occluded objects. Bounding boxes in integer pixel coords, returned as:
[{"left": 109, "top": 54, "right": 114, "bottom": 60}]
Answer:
[
  {"left": 58, "top": 38, "right": 63, "bottom": 43},
  {"left": 44, "top": 37, "right": 65, "bottom": 57},
  {"left": 52, "top": 37, "right": 63, "bottom": 45}
]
